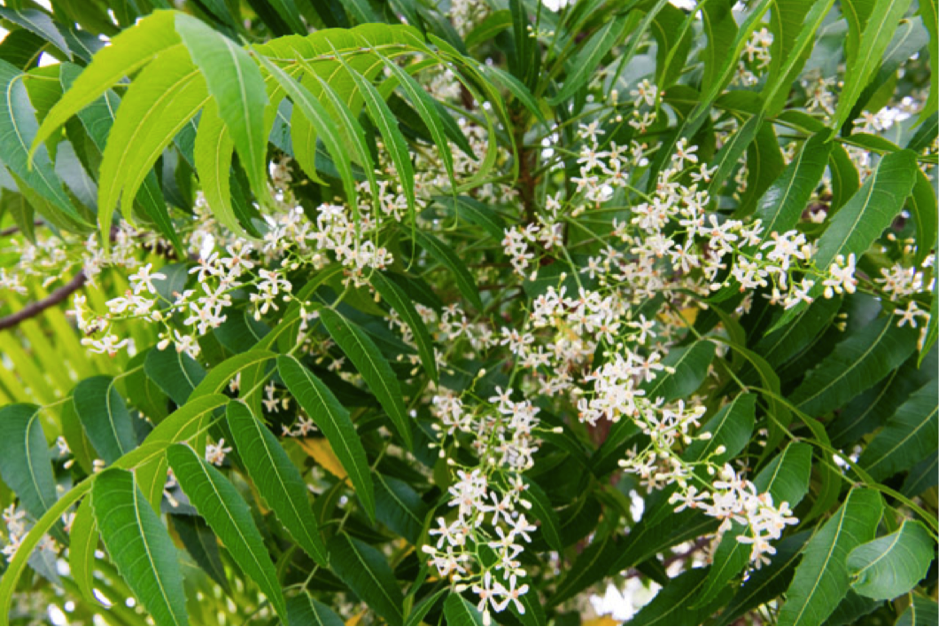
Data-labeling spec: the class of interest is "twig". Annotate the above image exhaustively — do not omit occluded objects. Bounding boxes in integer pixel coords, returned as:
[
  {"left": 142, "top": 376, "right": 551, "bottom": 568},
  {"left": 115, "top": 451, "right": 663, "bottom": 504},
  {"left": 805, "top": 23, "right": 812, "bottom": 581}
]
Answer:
[
  {"left": 0, "top": 271, "right": 86, "bottom": 331},
  {"left": 0, "top": 220, "right": 43, "bottom": 238}
]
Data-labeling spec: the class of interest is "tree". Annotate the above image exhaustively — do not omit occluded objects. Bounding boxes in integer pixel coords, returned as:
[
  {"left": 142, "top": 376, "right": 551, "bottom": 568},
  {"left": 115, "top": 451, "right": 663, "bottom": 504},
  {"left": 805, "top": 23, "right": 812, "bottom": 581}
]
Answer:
[{"left": 0, "top": 0, "right": 936, "bottom": 625}]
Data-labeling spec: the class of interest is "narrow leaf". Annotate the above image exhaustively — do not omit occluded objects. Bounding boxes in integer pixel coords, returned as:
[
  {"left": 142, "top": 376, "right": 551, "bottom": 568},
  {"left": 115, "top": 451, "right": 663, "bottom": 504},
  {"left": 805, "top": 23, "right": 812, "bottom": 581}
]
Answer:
[
  {"left": 225, "top": 400, "right": 328, "bottom": 565},
  {"left": 0, "top": 404, "right": 57, "bottom": 519},
  {"left": 778, "top": 488, "right": 883, "bottom": 625},
  {"left": 328, "top": 533, "right": 404, "bottom": 624},
  {"left": 371, "top": 271, "right": 438, "bottom": 383},
  {"left": 92, "top": 468, "right": 189, "bottom": 626},
  {"left": 73, "top": 376, "right": 137, "bottom": 464},
  {"left": 319, "top": 308, "right": 412, "bottom": 449},
  {"left": 166, "top": 444, "right": 287, "bottom": 621}
]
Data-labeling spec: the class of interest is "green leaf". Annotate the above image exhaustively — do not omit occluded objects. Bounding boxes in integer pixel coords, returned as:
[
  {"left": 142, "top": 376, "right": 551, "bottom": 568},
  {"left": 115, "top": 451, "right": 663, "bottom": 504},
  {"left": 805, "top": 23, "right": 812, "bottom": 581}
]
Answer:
[
  {"left": 175, "top": 14, "right": 268, "bottom": 199},
  {"left": 319, "top": 308, "right": 412, "bottom": 449},
  {"left": 371, "top": 271, "right": 438, "bottom": 383},
  {"left": 717, "top": 531, "right": 811, "bottom": 624},
  {"left": 832, "top": 0, "right": 914, "bottom": 131},
  {"left": 171, "top": 514, "right": 229, "bottom": 593},
  {"left": 335, "top": 54, "right": 416, "bottom": 221},
  {"left": 286, "top": 594, "right": 344, "bottom": 626},
  {"left": 626, "top": 568, "right": 725, "bottom": 626},
  {"left": 778, "top": 488, "right": 883, "bottom": 626},
  {"left": 412, "top": 230, "right": 482, "bottom": 310},
  {"left": 33, "top": 10, "right": 181, "bottom": 155},
  {"left": 651, "top": 2, "right": 695, "bottom": 89},
  {"left": 443, "top": 593, "right": 484, "bottom": 626},
  {"left": 790, "top": 314, "right": 917, "bottom": 417},
  {"left": 902, "top": 451, "right": 938, "bottom": 496},
  {"left": 253, "top": 54, "right": 358, "bottom": 210},
  {"left": 700, "top": 0, "right": 739, "bottom": 96},
  {"left": 762, "top": 0, "right": 836, "bottom": 115},
  {"left": 897, "top": 593, "right": 939, "bottom": 626},
  {"left": 553, "top": 533, "right": 621, "bottom": 604},
  {"left": 277, "top": 355, "right": 375, "bottom": 520},
  {"left": 374, "top": 473, "right": 429, "bottom": 545},
  {"left": 69, "top": 497, "right": 98, "bottom": 605},
  {"left": 753, "top": 132, "right": 832, "bottom": 241},
  {"left": 643, "top": 340, "right": 716, "bottom": 403},
  {"left": 551, "top": 12, "right": 632, "bottom": 103},
  {"left": 525, "top": 480, "right": 563, "bottom": 553},
  {"left": 73, "top": 375, "right": 138, "bottom": 464},
  {"left": 225, "top": 400, "right": 328, "bottom": 565},
  {"left": 145, "top": 346, "right": 207, "bottom": 406},
  {"left": 97, "top": 44, "right": 207, "bottom": 241},
  {"left": 166, "top": 444, "right": 287, "bottom": 621},
  {"left": 0, "top": 9, "right": 72, "bottom": 61},
  {"left": 908, "top": 168, "right": 937, "bottom": 266},
  {"left": 847, "top": 520, "right": 935, "bottom": 600},
  {"left": 0, "top": 404, "right": 57, "bottom": 519},
  {"left": 859, "top": 382, "right": 939, "bottom": 481},
  {"left": 327, "top": 533, "right": 404, "bottom": 624},
  {"left": 194, "top": 100, "right": 251, "bottom": 238},
  {"left": 366, "top": 47, "right": 456, "bottom": 188},
  {"left": 707, "top": 114, "right": 763, "bottom": 194},
  {"left": 737, "top": 121, "right": 786, "bottom": 216},
  {"left": 189, "top": 349, "right": 274, "bottom": 400},
  {"left": 686, "top": 392, "right": 757, "bottom": 462},
  {"left": 92, "top": 468, "right": 189, "bottom": 626},
  {"left": 697, "top": 442, "right": 813, "bottom": 603},
  {"left": 0, "top": 60, "right": 86, "bottom": 231},
  {"left": 919, "top": 2, "right": 939, "bottom": 120}
]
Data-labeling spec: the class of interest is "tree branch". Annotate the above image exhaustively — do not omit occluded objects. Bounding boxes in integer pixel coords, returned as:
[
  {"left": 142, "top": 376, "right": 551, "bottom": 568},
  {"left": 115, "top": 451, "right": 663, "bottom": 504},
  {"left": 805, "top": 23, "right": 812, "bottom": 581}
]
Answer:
[{"left": 0, "top": 271, "right": 86, "bottom": 331}]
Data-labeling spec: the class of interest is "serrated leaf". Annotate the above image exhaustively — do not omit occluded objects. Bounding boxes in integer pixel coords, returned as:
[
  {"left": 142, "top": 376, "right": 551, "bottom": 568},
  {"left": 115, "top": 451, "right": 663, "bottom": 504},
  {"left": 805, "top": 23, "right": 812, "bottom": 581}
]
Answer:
[
  {"left": 902, "top": 451, "right": 938, "bottom": 496},
  {"left": 97, "top": 44, "right": 207, "bottom": 242},
  {"left": 778, "top": 488, "right": 883, "bottom": 625},
  {"left": 374, "top": 473, "right": 429, "bottom": 545},
  {"left": 73, "top": 375, "right": 137, "bottom": 464},
  {"left": 194, "top": 100, "right": 251, "bottom": 238},
  {"left": 551, "top": 12, "right": 632, "bottom": 103},
  {"left": 371, "top": 271, "right": 438, "bottom": 383},
  {"left": 278, "top": 355, "right": 374, "bottom": 519},
  {"left": 0, "top": 60, "right": 86, "bottom": 231},
  {"left": 832, "top": 0, "right": 914, "bottom": 131},
  {"left": 33, "top": 11, "right": 181, "bottom": 152},
  {"left": 327, "top": 533, "right": 404, "bottom": 624},
  {"left": 92, "top": 468, "right": 189, "bottom": 626},
  {"left": 919, "top": 2, "right": 939, "bottom": 120},
  {"left": 643, "top": 340, "right": 715, "bottom": 403},
  {"left": 552, "top": 533, "right": 620, "bottom": 604},
  {"left": 790, "top": 314, "right": 917, "bottom": 417},
  {"left": 225, "top": 400, "right": 328, "bottom": 565},
  {"left": 697, "top": 442, "right": 812, "bottom": 603},
  {"left": 626, "top": 568, "right": 725, "bottom": 625},
  {"left": 253, "top": 54, "right": 359, "bottom": 210},
  {"left": 145, "top": 346, "right": 207, "bottom": 406},
  {"left": 908, "top": 168, "right": 937, "bottom": 266},
  {"left": 753, "top": 132, "right": 831, "bottom": 241},
  {"left": 443, "top": 593, "right": 484, "bottom": 625},
  {"left": 859, "top": 383, "right": 939, "bottom": 480},
  {"left": 412, "top": 230, "right": 482, "bottom": 310},
  {"left": 189, "top": 349, "right": 274, "bottom": 400},
  {"left": 707, "top": 114, "right": 763, "bottom": 194},
  {"left": 171, "top": 514, "right": 229, "bottom": 593},
  {"left": 286, "top": 593, "right": 344, "bottom": 625},
  {"left": 166, "top": 444, "right": 286, "bottom": 620},
  {"left": 525, "top": 480, "right": 563, "bottom": 553},
  {"left": 175, "top": 14, "right": 268, "bottom": 199},
  {"left": 319, "top": 308, "right": 412, "bottom": 449},
  {"left": 69, "top": 497, "right": 98, "bottom": 605},
  {"left": 848, "top": 520, "right": 935, "bottom": 600},
  {"left": 435, "top": 195, "right": 506, "bottom": 241},
  {"left": 0, "top": 404, "right": 57, "bottom": 519},
  {"left": 762, "top": 0, "right": 836, "bottom": 115},
  {"left": 897, "top": 593, "right": 939, "bottom": 626}
]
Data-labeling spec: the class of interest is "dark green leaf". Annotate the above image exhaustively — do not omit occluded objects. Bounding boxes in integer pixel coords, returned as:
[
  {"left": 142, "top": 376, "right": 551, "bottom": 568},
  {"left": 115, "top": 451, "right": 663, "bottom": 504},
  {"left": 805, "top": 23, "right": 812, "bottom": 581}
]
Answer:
[
  {"left": 848, "top": 520, "right": 935, "bottom": 600},
  {"left": 319, "top": 309, "right": 412, "bottom": 449},
  {"left": 0, "top": 404, "right": 57, "bottom": 519},
  {"left": 328, "top": 533, "right": 404, "bottom": 624},
  {"left": 73, "top": 376, "right": 137, "bottom": 464},
  {"left": 778, "top": 488, "right": 883, "bottom": 625},
  {"left": 859, "top": 382, "right": 939, "bottom": 481},
  {"left": 92, "top": 468, "right": 188, "bottom": 626},
  {"left": 225, "top": 400, "right": 328, "bottom": 565},
  {"left": 371, "top": 271, "right": 438, "bottom": 383},
  {"left": 286, "top": 594, "right": 344, "bottom": 626},
  {"left": 167, "top": 444, "right": 286, "bottom": 620}
]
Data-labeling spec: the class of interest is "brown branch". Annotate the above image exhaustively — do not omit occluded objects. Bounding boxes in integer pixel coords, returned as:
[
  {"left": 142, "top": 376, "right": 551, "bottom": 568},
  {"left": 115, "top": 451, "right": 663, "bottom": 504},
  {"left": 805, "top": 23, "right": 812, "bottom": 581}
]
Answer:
[
  {"left": 0, "top": 220, "right": 44, "bottom": 238},
  {"left": 0, "top": 271, "right": 86, "bottom": 331}
]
